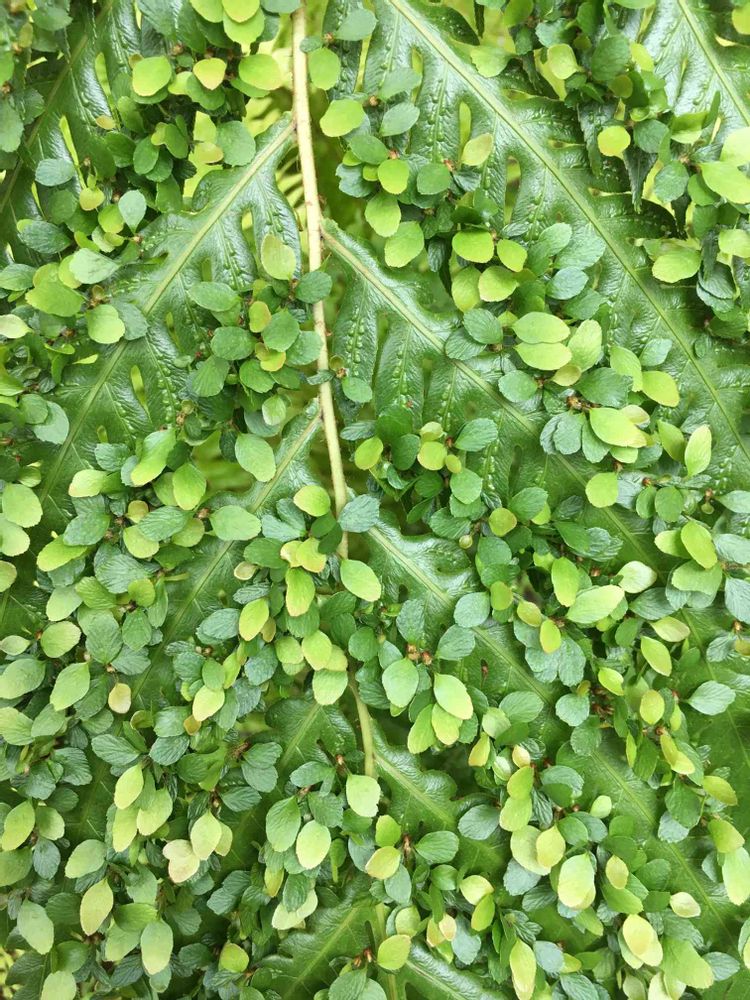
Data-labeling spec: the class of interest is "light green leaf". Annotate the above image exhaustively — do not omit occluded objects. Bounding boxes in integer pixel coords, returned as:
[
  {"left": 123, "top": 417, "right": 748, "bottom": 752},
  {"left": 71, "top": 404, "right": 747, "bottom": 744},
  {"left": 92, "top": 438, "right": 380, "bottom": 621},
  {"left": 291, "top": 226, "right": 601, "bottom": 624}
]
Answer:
[
  {"left": 41, "top": 972, "right": 76, "bottom": 1000},
  {"left": 557, "top": 853, "right": 595, "bottom": 910},
  {"left": 132, "top": 55, "right": 172, "bottom": 96},
  {"left": 567, "top": 585, "right": 624, "bottom": 625},
  {"left": 235, "top": 434, "right": 277, "bottom": 481},
  {"left": 377, "top": 934, "right": 411, "bottom": 970},
  {"left": 320, "top": 99, "right": 365, "bottom": 137},
  {"left": 340, "top": 559, "right": 382, "bottom": 602},
  {"left": 589, "top": 407, "right": 647, "bottom": 448},
  {"left": 684, "top": 424, "right": 712, "bottom": 476},
  {"left": 346, "top": 774, "right": 381, "bottom": 817},
  {"left": 261, "top": 233, "right": 297, "bottom": 280},
  {"left": 140, "top": 919, "right": 174, "bottom": 976},
  {"left": 295, "top": 820, "right": 331, "bottom": 869},
  {"left": 433, "top": 673, "right": 473, "bottom": 720},
  {"left": 80, "top": 879, "right": 114, "bottom": 935}
]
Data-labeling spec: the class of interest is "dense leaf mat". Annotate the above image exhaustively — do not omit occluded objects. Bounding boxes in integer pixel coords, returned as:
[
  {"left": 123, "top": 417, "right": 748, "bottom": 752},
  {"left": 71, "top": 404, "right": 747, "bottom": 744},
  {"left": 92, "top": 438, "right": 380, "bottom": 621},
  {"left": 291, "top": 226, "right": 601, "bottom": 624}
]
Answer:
[{"left": 0, "top": 0, "right": 749, "bottom": 996}]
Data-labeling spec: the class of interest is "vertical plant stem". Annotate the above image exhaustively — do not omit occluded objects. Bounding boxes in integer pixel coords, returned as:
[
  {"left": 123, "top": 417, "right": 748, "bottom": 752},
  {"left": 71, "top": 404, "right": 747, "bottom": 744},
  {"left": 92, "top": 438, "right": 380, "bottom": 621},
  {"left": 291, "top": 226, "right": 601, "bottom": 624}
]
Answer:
[
  {"left": 291, "top": 5, "right": 348, "bottom": 555},
  {"left": 349, "top": 676, "right": 376, "bottom": 778},
  {"left": 291, "top": 15, "right": 398, "bottom": 994},
  {"left": 349, "top": 685, "right": 401, "bottom": 1000}
]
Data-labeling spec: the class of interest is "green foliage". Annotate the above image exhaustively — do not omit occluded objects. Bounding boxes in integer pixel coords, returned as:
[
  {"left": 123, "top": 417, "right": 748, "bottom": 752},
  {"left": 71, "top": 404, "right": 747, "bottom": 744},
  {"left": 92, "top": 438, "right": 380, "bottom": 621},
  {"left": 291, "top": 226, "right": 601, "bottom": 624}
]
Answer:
[{"left": 0, "top": 0, "right": 749, "bottom": 997}]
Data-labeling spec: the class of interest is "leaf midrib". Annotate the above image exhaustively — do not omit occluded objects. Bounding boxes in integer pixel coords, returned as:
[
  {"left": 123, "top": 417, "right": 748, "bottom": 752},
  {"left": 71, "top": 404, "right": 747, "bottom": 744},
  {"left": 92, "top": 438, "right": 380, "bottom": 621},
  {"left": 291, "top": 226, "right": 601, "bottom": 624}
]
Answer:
[
  {"left": 405, "top": 946, "right": 507, "bottom": 1000},
  {"left": 276, "top": 899, "right": 372, "bottom": 999},
  {"left": 367, "top": 523, "right": 732, "bottom": 935},
  {"left": 0, "top": 0, "right": 117, "bottom": 226},
  {"left": 328, "top": 226, "right": 750, "bottom": 780},
  {"left": 383, "top": 0, "right": 750, "bottom": 471},
  {"left": 672, "top": 0, "right": 750, "bottom": 127},
  {"left": 36, "top": 121, "right": 295, "bottom": 513},
  {"left": 224, "top": 699, "right": 325, "bottom": 867},
  {"left": 368, "top": 522, "right": 549, "bottom": 702},
  {"left": 374, "top": 746, "right": 502, "bottom": 872},
  {"left": 323, "top": 225, "right": 657, "bottom": 568},
  {"left": 131, "top": 405, "right": 321, "bottom": 705}
]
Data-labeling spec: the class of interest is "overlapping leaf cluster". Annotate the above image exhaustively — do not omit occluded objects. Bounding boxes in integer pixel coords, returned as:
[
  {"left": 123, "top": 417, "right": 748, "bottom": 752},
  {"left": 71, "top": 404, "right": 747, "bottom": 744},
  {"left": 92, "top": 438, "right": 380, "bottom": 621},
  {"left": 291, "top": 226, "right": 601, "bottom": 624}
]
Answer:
[{"left": 0, "top": 0, "right": 749, "bottom": 998}]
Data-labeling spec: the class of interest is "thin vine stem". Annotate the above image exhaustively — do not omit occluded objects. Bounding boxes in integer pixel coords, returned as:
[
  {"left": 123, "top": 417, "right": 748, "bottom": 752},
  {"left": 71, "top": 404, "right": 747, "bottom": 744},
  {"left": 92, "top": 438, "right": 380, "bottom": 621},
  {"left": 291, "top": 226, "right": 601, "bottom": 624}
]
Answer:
[
  {"left": 291, "top": 4, "right": 348, "bottom": 556},
  {"left": 291, "top": 15, "right": 400, "bottom": 995},
  {"left": 350, "top": 680, "right": 400, "bottom": 998},
  {"left": 349, "top": 676, "right": 376, "bottom": 778}
]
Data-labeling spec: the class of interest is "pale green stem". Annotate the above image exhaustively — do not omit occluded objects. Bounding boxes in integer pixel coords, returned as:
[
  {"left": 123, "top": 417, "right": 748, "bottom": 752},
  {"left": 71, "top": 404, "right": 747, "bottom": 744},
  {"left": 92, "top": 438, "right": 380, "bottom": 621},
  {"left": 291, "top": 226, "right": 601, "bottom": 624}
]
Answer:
[
  {"left": 349, "top": 680, "right": 401, "bottom": 1000},
  {"left": 291, "top": 4, "right": 348, "bottom": 557},
  {"left": 349, "top": 676, "right": 376, "bottom": 778},
  {"left": 291, "top": 12, "right": 401, "bottom": 997}
]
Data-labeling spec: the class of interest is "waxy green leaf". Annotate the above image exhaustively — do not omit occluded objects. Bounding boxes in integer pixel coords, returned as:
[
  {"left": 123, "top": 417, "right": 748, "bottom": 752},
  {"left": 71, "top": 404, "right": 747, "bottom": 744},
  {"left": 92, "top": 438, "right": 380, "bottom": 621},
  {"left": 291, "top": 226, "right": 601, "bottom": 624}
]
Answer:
[{"left": 1, "top": 1, "right": 748, "bottom": 996}]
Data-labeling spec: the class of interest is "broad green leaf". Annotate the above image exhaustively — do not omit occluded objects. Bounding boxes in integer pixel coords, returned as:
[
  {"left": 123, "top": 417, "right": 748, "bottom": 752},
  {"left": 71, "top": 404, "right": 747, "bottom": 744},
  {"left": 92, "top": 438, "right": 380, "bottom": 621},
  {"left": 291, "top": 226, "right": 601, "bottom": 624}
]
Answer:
[
  {"left": 510, "top": 939, "right": 537, "bottom": 1000},
  {"left": 132, "top": 56, "right": 172, "bottom": 96},
  {"left": 163, "top": 840, "right": 199, "bottom": 883},
  {"left": 684, "top": 424, "right": 712, "bottom": 475},
  {"left": 0, "top": 2, "right": 748, "bottom": 997},
  {"left": 65, "top": 839, "right": 106, "bottom": 878},
  {"left": 239, "top": 598, "right": 269, "bottom": 640},
  {"left": 641, "top": 636, "right": 672, "bottom": 676},
  {"left": 557, "top": 854, "right": 596, "bottom": 910},
  {"left": 702, "top": 161, "right": 750, "bottom": 202},
  {"left": 377, "top": 934, "right": 411, "bottom": 970},
  {"left": 266, "top": 797, "right": 301, "bottom": 852},
  {"left": 309, "top": 47, "right": 341, "bottom": 89},
  {"left": 567, "top": 585, "right": 624, "bottom": 625},
  {"left": 365, "top": 846, "right": 401, "bottom": 879},
  {"left": 80, "top": 879, "right": 114, "bottom": 935},
  {"left": 141, "top": 919, "right": 174, "bottom": 975},
  {"left": 211, "top": 506, "right": 261, "bottom": 541},
  {"left": 190, "top": 811, "right": 222, "bottom": 860},
  {"left": 239, "top": 53, "right": 282, "bottom": 90},
  {"left": 50, "top": 661, "right": 90, "bottom": 710},
  {"left": 294, "top": 484, "right": 331, "bottom": 516},
  {"left": 589, "top": 407, "right": 647, "bottom": 448},
  {"left": 622, "top": 914, "right": 662, "bottom": 965},
  {"left": 433, "top": 673, "right": 473, "bottom": 720},
  {"left": 320, "top": 99, "right": 365, "bottom": 137},
  {"left": 261, "top": 233, "right": 297, "bottom": 280},
  {"left": 513, "top": 312, "right": 569, "bottom": 344},
  {"left": 385, "top": 222, "right": 424, "bottom": 267},
  {"left": 453, "top": 230, "right": 494, "bottom": 262},
  {"left": 41, "top": 972, "right": 76, "bottom": 1000},
  {"left": 40, "top": 621, "right": 81, "bottom": 658},
  {"left": 340, "top": 559, "right": 381, "bottom": 602},
  {"left": 17, "top": 897, "right": 54, "bottom": 954},
  {"left": 235, "top": 434, "right": 277, "bottom": 481},
  {"left": 219, "top": 942, "right": 250, "bottom": 972},
  {"left": 585, "top": 472, "right": 618, "bottom": 508},
  {"left": 346, "top": 774, "right": 381, "bottom": 817},
  {"left": 652, "top": 249, "right": 701, "bottom": 282},
  {"left": 295, "top": 820, "right": 331, "bottom": 868},
  {"left": 114, "top": 764, "right": 144, "bottom": 810},
  {"left": 2, "top": 483, "right": 42, "bottom": 527}
]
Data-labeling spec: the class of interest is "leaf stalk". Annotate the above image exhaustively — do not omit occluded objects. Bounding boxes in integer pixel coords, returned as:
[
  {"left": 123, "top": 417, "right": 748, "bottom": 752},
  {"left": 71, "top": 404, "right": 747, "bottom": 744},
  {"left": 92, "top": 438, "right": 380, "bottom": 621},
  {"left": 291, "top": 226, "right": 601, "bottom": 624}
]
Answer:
[
  {"left": 291, "top": 5, "right": 348, "bottom": 555},
  {"left": 293, "top": 15, "right": 398, "bottom": 996}
]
